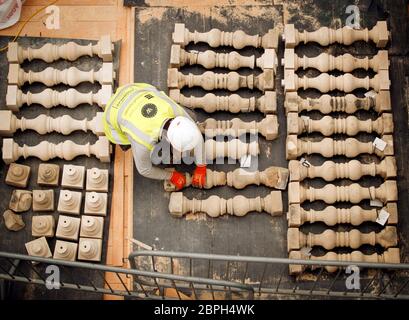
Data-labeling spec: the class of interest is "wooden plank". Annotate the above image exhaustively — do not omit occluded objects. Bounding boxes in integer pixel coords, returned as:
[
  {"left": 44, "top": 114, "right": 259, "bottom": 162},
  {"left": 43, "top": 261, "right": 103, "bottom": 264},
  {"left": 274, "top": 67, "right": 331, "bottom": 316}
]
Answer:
[
  {"left": 109, "top": 145, "right": 125, "bottom": 267},
  {"left": 19, "top": 6, "right": 116, "bottom": 22},
  {"left": 0, "top": 21, "right": 116, "bottom": 40},
  {"left": 142, "top": 0, "right": 273, "bottom": 6},
  {"left": 24, "top": 0, "right": 117, "bottom": 6},
  {"left": 124, "top": 148, "right": 134, "bottom": 263},
  {"left": 104, "top": 272, "right": 129, "bottom": 300},
  {"left": 121, "top": 7, "right": 135, "bottom": 293},
  {"left": 121, "top": 6, "right": 135, "bottom": 294},
  {"left": 104, "top": 3, "right": 135, "bottom": 300},
  {"left": 117, "top": 5, "right": 132, "bottom": 83},
  {"left": 124, "top": 7, "right": 135, "bottom": 292}
]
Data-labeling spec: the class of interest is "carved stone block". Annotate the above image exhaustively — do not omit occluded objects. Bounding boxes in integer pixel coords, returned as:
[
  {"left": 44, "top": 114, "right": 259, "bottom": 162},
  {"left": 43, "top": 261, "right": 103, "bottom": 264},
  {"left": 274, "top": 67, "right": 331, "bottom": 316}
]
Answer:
[
  {"left": 283, "top": 69, "right": 390, "bottom": 93},
  {"left": 283, "top": 21, "right": 389, "bottom": 48},
  {"left": 7, "top": 35, "right": 114, "bottom": 63},
  {"left": 25, "top": 237, "right": 52, "bottom": 259},
  {"left": 287, "top": 226, "right": 397, "bottom": 251},
  {"left": 199, "top": 115, "right": 278, "bottom": 140},
  {"left": 32, "top": 190, "right": 54, "bottom": 212},
  {"left": 9, "top": 190, "right": 32, "bottom": 212},
  {"left": 78, "top": 238, "right": 102, "bottom": 262},
  {"left": 8, "top": 63, "right": 115, "bottom": 86},
  {"left": 3, "top": 209, "right": 25, "bottom": 231},
  {"left": 169, "top": 89, "right": 277, "bottom": 114},
  {"left": 286, "top": 135, "right": 394, "bottom": 160},
  {"left": 56, "top": 215, "right": 81, "bottom": 241},
  {"left": 284, "top": 91, "right": 391, "bottom": 114},
  {"left": 172, "top": 23, "right": 278, "bottom": 49},
  {"left": 84, "top": 192, "right": 108, "bottom": 216},
  {"left": 289, "top": 248, "right": 400, "bottom": 274},
  {"left": 32, "top": 215, "right": 55, "bottom": 237},
  {"left": 168, "top": 68, "right": 274, "bottom": 91},
  {"left": 6, "top": 84, "right": 112, "bottom": 112},
  {"left": 257, "top": 49, "right": 278, "bottom": 70},
  {"left": 2, "top": 136, "right": 112, "bottom": 164},
  {"left": 287, "top": 202, "right": 398, "bottom": 227},
  {"left": 170, "top": 46, "right": 277, "bottom": 71},
  {"left": 287, "top": 112, "right": 393, "bottom": 136},
  {"left": 170, "top": 44, "right": 255, "bottom": 70},
  {"left": 86, "top": 168, "right": 109, "bottom": 192},
  {"left": 169, "top": 191, "right": 283, "bottom": 218},
  {"left": 204, "top": 139, "right": 259, "bottom": 161},
  {"left": 283, "top": 49, "right": 389, "bottom": 72},
  {"left": 57, "top": 190, "right": 82, "bottom": 215},
  {"left": 164, "top": 166, "right": 289, "bottom": 191},
  {"left": 61, "top": 165, "right": 85, "bottom": 189},
  {"left": 289, "top": 157, "right": 397, "bottom": 182},
  {"left": 227, "top": 167, "right": 289, "bottom": 190},
  {"left": 53, "top": 240, "right": 78, "bottom": 261},
  {"left": 288, "top": 181, "right": 398, "bottom": 205},
  {"left": 37, "top": 163, "right": 60, "bottom": 186},
  {"left": 0, "top": 110, "right": 105, "bottom": 136},
  {"left": 5, "top": 163, "right": 30, "bottom": 188},
  {"left": 80, "top": 215, "right": 104, "bottom": 239}
]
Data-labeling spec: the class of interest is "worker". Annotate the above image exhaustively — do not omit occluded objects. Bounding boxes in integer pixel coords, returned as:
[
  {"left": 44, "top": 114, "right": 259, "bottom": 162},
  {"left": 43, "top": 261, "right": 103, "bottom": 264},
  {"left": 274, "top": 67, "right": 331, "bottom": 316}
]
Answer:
[{"left": 103, "top": 83, "right": 207, "bottom": 190}]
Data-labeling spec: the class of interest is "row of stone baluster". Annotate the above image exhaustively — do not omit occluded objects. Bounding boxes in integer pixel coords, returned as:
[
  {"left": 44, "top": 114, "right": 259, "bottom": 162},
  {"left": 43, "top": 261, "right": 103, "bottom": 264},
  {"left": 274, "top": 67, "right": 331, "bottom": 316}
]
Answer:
[
  {"left": 1, "top": 36, "right": 116, "bottom": 164},
  {"left": 282, "top": 21, "right": 400, "bottom": 273},
  {"left": 167, "top": 23, "right": 279, "bottom": 123}
]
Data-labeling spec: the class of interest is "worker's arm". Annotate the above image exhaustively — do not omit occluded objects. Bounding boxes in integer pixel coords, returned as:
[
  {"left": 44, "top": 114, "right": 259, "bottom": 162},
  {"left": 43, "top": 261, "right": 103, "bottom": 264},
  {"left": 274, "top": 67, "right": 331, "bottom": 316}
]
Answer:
[{"left": 129, "top": 138, "right": 172, "bottom": 180}]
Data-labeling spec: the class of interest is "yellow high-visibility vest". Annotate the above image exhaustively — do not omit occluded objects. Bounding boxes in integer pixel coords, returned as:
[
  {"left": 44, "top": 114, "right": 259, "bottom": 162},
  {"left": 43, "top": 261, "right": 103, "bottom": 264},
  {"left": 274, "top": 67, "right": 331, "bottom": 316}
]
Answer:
[{"left": 103, "top": 83, "right": 185, "bottom": 150}]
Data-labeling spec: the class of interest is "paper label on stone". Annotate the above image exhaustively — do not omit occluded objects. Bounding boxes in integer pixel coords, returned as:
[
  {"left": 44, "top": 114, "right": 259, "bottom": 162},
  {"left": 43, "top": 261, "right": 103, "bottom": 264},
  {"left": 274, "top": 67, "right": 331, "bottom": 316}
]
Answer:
[
  {"left": 365, "top": 90, "right": 377, "bottom": 98},
  {"left": 240, "top": 155, "right": 251, "bottom": 168},
  {"left": 300, "top": 157, "right": 311, "bottom": 167},
  {"left": 300, "top": 247, "right": 312, "bottom": 257},
  {"left": 376, "top": 209, "right": 390, "bottom": 225},
  {"left": 373, "top": 137, "right": 387, "bottom": 151},
  {"left": 370, "top": 199, "right": 384, "bottom": 207}
]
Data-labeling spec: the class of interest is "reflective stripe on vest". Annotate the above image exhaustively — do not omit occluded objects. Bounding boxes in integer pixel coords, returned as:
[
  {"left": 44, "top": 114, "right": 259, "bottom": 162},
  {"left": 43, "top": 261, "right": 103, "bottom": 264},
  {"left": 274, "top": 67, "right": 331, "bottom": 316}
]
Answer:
[
  {"left": 104, "top": 84, "right": 158, "bottom": 145},
  {"left": 119, "top": 89, "right": 177, "bottom": 150},
  {"left": 156, "top": 89, "right": 186, "bottom": 117},
  {"left": 104, "top": 84, "right": 140, "bottom": 145},
  {"left": 105, "top": 85, "right": 187, "bottom": 150},
  {"left": 105, "top": 84, "right": 139, "bottom": 127},
  {"left": 117, "top": 90, "right": 155, "bottom": 148}
]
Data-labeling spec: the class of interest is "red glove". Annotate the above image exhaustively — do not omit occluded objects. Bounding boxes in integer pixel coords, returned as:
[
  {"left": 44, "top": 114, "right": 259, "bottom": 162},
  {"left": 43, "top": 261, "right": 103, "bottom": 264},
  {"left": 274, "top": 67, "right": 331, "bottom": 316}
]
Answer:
[
  {"left": 169, "top": 171, "right": 186, "bottom": 190},
  {"left": 192, "top": 165, "right": 207, "bottom": 188}
]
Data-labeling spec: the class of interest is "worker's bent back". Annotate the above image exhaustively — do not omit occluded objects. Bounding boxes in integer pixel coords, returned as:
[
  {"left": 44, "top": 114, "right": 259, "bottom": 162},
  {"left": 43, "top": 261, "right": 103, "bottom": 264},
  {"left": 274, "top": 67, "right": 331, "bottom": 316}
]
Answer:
[{"left": 103, "top": 83, "right": 186, "bottom": 150}]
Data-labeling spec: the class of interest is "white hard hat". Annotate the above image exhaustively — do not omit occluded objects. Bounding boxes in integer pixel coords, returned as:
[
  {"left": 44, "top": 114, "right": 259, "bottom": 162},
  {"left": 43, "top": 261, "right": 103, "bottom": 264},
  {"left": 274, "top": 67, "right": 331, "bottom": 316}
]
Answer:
[
  {"left": 0, "top": 0, "right": 23, "bottom": 30},
  {"left": 167, "top": 116, "right": 202, "bottom": 152}
]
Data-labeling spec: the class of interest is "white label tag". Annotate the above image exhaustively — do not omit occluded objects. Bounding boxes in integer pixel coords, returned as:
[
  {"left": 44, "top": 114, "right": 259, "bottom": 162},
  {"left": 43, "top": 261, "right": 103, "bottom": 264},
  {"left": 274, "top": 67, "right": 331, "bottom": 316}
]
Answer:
[
  {"left": 370, "top": 199, "right": 384, "bottom": 207},
  {"left": 240, "top": 154, "right": 251, "bottom": 168},
  {"left": 373, "top": 137, "right": 387, "bottom": 151},
  {"left": 300, "top": 247, "right": 312, "bottom": 257},
  {"left": 300, "top": 157, "right": 311, "bottom": 167},
  {"left": 376, "top": 209, "right": 390, "bottom": 225},
  {"left": 365, "top": 90, "right": 377, "bottom": 98}
]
